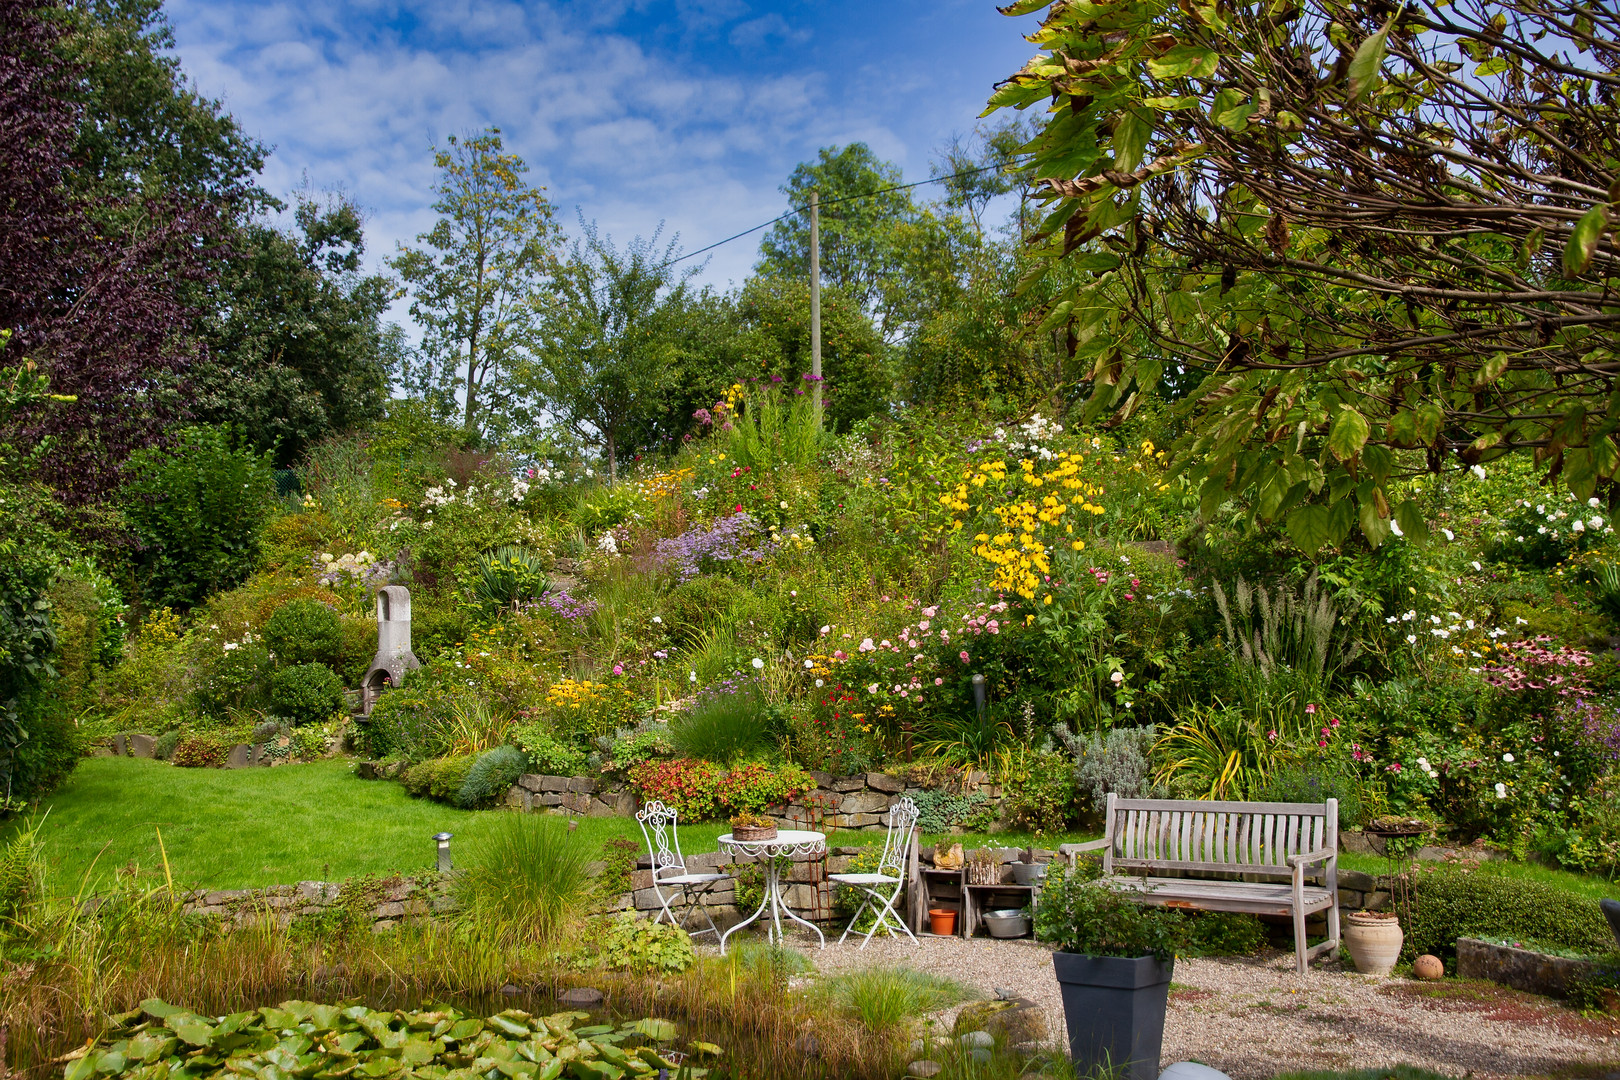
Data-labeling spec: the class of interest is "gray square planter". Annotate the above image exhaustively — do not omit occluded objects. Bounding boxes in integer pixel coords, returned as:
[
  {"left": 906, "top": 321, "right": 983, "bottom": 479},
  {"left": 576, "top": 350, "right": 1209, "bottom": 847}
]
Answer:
[{"left": 1051, "top": 951, "right": 1174, "bottom": 1080}]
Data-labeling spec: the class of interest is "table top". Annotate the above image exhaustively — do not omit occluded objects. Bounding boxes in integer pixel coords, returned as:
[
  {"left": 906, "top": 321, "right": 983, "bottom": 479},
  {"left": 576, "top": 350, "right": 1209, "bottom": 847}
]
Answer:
[{"left": 718, "top": 829, "right": 826, "bottom": 852}]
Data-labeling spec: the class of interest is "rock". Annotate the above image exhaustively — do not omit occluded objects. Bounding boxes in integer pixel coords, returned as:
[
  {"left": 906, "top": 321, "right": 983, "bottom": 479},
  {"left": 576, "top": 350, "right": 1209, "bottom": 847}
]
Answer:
[
  {"left": 1338, "top": 869, "right": 1376, "bottom": 892},
  {"left": 905, "top": 1062, "right": 943, "bottom": 1079},
  {"left": 113, "top": 734, "right": 127, "bottom": 756},
  {"left": 830, "top": 776, "right": 866, "bottom": 793},
  {"left": 968, "top": 1048, "right": 992, "bottom": 1064},
  {"left": 958, "top": 1031, "right": 995, "bottom": 1049},
  {"left": 954, "top": 998, "right": 1047, "bottom": 1044},
  {"left": 867, "top": 772, "right": 905, "bottom": 794},
  {"left": 1158, "top": 1063, "right": 1233, "bottom": 1080},
  {"left": 557, "top": 986, "right": 603, "bottom": 1007},
  {"left": 498, "top": 983, "right": 524, "bottom": 996},
  {"left": 537, "top": 775, "right": 571, "bottom": 793},
  {"left": 565, "top": 776, "right": 598, "bottom": 795},
  {"left": 1412, "top": 954, "right": 1444, "bottom": 980},
  {"left": 806, "top": 771, "right": 834, "bottom": 788},
  {"left": 993, "top": 987, "right": 1017, "bottom": 1001},
  {"left": 838, "top": 791, "right": 891, "bottom": 815},
  {"left": 225, "top": 743, "right": 253, "bottom": 769},
  {"left": 128, "top": 733, "right": 157, "bottom": 758}
]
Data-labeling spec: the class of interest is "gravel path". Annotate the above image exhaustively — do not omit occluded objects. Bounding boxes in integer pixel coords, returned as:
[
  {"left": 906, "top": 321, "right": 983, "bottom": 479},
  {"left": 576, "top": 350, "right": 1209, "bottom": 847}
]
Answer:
[{"left": 742, "top": 930, "right": 1620, "bottom": 1078}]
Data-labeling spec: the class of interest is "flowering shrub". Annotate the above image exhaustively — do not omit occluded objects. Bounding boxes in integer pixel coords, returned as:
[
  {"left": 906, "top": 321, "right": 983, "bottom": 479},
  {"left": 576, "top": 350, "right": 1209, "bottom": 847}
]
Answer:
[
  {"left": 543, "top": 677, "right": 634, "bottom": 741},
  {"left": 628, "top": 757, "right": 723, "bottom": 820},
  {"left": 714, "top": 761, "right": 811, "bottom": 815},
  {"left": 652, "top": 513, "right": 776, "bottom": 583},
  {"left": 627, "top": 758, "right": 810, "bottom": 820}
]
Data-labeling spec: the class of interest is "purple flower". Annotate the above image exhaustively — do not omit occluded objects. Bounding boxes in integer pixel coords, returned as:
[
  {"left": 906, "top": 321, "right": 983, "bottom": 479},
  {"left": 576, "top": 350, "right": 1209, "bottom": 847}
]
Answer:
[
  {"left": 529, "top": 590, "right": 599, "bottom": 619},
  {"left": 653, "top": 513, "right": 777, "bottom": 583}
]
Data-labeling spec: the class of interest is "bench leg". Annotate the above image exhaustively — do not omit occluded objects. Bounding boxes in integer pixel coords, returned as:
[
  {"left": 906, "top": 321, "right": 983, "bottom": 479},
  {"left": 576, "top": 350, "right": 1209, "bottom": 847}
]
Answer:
[{"left": 1292, "top": 904, "right": 1308, "bottom": 978}]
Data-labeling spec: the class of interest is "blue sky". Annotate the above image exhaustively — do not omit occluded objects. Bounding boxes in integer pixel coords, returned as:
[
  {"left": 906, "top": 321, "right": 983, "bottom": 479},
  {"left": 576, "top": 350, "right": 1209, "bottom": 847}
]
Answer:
[{"left": 165, "top": 0, "right": 1042, "bottom": 294}]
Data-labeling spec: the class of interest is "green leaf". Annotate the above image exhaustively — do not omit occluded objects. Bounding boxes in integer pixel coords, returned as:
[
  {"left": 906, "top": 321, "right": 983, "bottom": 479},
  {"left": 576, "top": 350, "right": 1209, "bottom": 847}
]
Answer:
[
  {"left": 1327, "top": 407, "right": 1370, "bottom": 461},
  {"left": 1147, "top": 45, "right": 1219, "bottom": 79},
  {"left": 686, "top": 1042, "right": 723, "bottom": 1058},
  {"left": 1474, "top": 57, "right": 1508, "bottom": 77},
  {"left": 1285, "top": 505, "right": 1334, "bottom": 556},
  {"left": 1475, "top": 353, "right": 1510, "bottom": 386},
  {"left": 1349, "top": 15, "right": 1395, "bottom": 101},
  {"left": 623, "top": 1020, "right": 676, "bottom": 1043},
  {"left": 140, "top": 1000, "right": 184, "bottom": 1019},
  {"left": 997, "top": 0, "right": 1052, "bottom": 15},
  {"left": 1359, "top": 499, "right": 1392, "bottom": 547},
  {"left": 1068, "top": 253, "right": 1122, "bottom": 273},
  {"left": 1394, "top": 500, "right": 1429, "bottom": 544},
  {"left": 1563, "top": 203, "right": 1610, "bottom": 279},
  {"left": 1113, "top": 109, "right": 1152, "bottom": 172}
]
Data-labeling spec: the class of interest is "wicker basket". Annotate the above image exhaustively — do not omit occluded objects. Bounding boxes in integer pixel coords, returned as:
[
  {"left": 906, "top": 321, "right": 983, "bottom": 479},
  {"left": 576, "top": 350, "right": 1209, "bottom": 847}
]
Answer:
[{"left": 732, "top": 823, "right": 778, "bottom": 842}]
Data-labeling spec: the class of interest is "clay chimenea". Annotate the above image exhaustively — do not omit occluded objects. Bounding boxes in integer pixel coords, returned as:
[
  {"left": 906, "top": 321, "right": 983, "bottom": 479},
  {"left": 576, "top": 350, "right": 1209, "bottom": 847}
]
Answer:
[{"left": 361, "top": 585, "right": 421, "bottom": 715}]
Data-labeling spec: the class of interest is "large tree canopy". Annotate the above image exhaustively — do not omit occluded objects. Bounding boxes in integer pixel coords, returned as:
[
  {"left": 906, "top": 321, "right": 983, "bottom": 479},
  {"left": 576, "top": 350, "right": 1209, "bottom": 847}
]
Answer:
[
  {"left": 992, "top": 0, "right": 1619, "bottom": 553},
  {"left": 0, "top": 0, "right": 218, "bottom": 501}
]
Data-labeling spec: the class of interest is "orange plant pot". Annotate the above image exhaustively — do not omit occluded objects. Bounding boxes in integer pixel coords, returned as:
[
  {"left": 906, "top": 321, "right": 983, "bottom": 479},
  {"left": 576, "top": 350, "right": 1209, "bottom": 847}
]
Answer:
[{"left": 928, "top": 909, "right": 957, "bottom": 936}]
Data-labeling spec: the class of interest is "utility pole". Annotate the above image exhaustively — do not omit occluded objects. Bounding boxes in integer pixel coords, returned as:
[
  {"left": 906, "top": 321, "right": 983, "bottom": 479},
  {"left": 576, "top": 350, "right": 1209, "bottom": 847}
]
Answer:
[{"left": 809, "top": 189, "right": 822, "bottom": 426}]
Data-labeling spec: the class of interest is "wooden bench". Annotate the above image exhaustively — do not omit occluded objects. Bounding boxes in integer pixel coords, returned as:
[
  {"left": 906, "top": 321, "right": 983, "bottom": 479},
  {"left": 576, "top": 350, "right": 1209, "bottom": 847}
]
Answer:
[{"left": 1070, "top": 794, "right": 1340, "bottom": 976}]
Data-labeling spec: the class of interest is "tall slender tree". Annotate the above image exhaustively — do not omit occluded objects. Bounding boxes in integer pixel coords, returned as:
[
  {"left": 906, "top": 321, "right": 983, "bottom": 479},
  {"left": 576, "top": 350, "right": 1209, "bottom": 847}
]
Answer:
[{"left": 391, "top": 128, "right": 561, "bottom": 440}]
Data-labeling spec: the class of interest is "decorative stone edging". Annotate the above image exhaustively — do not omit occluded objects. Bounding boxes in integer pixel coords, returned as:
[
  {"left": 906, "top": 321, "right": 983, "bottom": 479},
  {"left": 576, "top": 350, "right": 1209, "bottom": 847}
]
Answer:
[{"left": 1456, "top": 936, "right": 1604, "bottom": 998}]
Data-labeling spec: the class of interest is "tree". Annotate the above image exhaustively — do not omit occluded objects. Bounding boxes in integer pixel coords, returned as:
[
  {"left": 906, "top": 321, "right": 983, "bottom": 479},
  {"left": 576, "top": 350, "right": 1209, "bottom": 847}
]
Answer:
[
  {"left": 55, "top": 0, "right": 274, "bottom": 230},
  {"left": 992, "top": 0, "right": 1620, "bottom": 554},
  {"left": 192, "top": 193, "right": 393, "bottom": 466},
  {"left": 530, "top": 223, "right": 698, "bottom": 481},
  {"left": 390, "top": 128, "right": 561, "bottom": 440},
  {"left": 932, "top": 118, "right": 1033, "bottom": 236},
  {"left": 757, "top": 144, "right": 927, "bottom": 340},
  {"left": 0, "top": 0, "right": 220, "bottom": 501}
]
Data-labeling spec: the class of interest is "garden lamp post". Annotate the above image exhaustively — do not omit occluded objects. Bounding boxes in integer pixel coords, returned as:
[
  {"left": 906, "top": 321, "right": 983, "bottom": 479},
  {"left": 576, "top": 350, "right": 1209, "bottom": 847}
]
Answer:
[
  {"left": 972, "top": 673, "right": 987, "bottom": 723},
  {"left": 433, "top": 832, "right": 453, "bottom": 873}
]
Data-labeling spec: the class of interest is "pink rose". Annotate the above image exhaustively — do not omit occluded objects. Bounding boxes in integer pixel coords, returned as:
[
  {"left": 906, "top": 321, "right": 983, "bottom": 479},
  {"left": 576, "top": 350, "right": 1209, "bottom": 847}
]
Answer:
[
  {"left": 935, "top": 677, "right": 944, "bottom": 686},
  {"left": 612, "top": 664, "right": 623, "bottom": 676},
  {"left": 959, "top": 651, "right": 970, "bottom": 662}
]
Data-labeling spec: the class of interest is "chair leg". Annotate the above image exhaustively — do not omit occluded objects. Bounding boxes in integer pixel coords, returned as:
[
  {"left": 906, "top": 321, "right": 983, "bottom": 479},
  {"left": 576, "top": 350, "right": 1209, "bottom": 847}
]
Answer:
[
  {"left": 652, "top": 885, "right": 679, "bottom": 928},
  {"left": 838, "top": 896, "right": 872, "bottom": 945},
  {"left": 863, "top": 886, "right": 917, "bottom": 948}
]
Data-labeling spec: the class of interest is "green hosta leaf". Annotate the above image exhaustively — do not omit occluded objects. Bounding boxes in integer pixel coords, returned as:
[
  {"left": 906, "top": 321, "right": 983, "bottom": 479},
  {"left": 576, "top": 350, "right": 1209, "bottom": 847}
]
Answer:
[
  {"left": 1349, "top": 14, "right": 1395, "bottom": 101},
  {"left": 1147, "top": 45, "right": 1219, "bottom": 79},
  {"left": 1327, "top": 407, "right": 1370, "bottom": 461},
  {"left": 1564, "top": 202, "right": 1610, "bottom": 279}
]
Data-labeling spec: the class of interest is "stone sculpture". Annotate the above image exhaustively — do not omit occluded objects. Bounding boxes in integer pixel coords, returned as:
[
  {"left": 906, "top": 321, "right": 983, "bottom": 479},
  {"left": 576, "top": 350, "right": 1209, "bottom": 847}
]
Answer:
[{"left": 360, "top": 585, "right": 421, "bottom": 715}]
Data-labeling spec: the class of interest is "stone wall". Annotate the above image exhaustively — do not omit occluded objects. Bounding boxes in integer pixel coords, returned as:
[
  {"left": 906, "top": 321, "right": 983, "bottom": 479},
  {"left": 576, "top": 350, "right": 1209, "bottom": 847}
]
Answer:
[
  {"left": 179, "top": 876, "right": 453, "bottom": 933},
  {"left": 501, "top": 769, "right": 1006, "bottom": 832}
]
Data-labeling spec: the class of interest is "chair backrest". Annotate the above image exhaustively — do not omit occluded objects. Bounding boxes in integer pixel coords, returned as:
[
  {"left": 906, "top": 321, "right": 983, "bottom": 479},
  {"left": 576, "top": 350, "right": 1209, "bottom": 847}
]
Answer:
[
  {"left": 636, "top": 800, "right": 689, "bottom": 881},
  {"left": 876, "top": 797, "right": 920, "bottom": 878},
  {"left": 1100, "top": 793, "right": 1337, "bottom": 877}
]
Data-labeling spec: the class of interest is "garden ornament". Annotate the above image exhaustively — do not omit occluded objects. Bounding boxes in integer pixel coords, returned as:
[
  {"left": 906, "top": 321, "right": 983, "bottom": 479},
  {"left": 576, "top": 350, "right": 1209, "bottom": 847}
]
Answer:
[{"left": 361, "top": 586, "right": 421, "bottom": 715}]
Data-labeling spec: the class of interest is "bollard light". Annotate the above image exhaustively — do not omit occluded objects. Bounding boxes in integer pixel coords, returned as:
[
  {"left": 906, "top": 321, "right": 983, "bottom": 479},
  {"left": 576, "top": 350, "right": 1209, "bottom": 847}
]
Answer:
[
  {"left": 971, "top": 673, "right": 987, "bottom": 722},
  {"left": 433, "top": 832, "right": 453, "bottom": 873}
]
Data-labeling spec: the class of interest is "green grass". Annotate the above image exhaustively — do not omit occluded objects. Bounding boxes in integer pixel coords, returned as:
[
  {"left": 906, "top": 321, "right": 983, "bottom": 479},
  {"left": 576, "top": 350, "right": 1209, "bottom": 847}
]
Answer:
[
  {"left": 25, "top": 758, "right": 1093, "bottom": 893},
  {"left": 1338, "top": 849, "right": 1620, "bottom": 902}
]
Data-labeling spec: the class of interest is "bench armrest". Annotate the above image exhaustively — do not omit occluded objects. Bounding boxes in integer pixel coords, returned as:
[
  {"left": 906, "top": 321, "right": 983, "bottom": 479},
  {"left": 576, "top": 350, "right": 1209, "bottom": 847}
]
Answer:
[
  {"left": 1069, "top": 838, "right": 1110, "bottom": 852},
  {"left": 1286, "top": 848, "right": 1335, "bottom": 868}
]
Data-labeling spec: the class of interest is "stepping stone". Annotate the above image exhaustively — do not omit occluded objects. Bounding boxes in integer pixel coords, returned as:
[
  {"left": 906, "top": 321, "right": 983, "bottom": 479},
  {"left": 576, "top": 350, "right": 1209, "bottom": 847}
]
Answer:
[
  {"left": 959, "top": 1031, "right": 994, "bottom": 1049},
  {"left": 906, "top": 1062, "right": 942, "bottom": 1079}
]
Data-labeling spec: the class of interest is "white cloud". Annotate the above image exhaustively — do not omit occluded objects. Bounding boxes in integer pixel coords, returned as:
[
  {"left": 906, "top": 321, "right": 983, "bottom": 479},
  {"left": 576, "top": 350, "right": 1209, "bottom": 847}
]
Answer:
[{"left": 163, "top": 0, "right": 1035, "bottom": 301}]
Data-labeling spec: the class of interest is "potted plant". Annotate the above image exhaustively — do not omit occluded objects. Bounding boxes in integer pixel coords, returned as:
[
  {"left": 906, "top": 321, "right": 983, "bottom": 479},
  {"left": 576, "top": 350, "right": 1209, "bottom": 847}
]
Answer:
[
  {"left": 728, "top": 812, "right": 777, "bottom": 842},
  {"left": 1034, "top": 860, "right": 1186, "bottom": 1080}
]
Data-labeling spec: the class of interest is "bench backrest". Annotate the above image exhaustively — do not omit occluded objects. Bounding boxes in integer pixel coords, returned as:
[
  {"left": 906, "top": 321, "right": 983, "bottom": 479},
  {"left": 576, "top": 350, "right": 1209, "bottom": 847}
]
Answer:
[{"left": 1100, "top": 793, "right": 1337, "bottom": 877}]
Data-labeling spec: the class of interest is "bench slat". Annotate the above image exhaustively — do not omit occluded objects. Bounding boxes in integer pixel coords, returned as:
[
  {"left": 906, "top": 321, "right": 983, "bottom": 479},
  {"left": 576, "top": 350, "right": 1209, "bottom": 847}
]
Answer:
[{"left": 1113, "top": 797, "right": 1334, "bottom": 815}]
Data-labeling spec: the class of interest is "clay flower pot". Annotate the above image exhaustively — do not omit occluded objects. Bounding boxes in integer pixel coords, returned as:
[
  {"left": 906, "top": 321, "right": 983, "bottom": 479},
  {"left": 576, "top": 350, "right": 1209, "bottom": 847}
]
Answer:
[
  {"left": 1343, "top": 911, "right": 1404, "bottom": 976},
  {"left": 928, "top": 908, "right": 957, "bottom": 935}
]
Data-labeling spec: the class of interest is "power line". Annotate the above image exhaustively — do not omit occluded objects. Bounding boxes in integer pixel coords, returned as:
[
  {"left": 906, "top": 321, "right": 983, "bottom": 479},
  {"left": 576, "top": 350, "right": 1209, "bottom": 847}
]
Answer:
[{"left": 663, "top": 161, "right": 1008, "bottom": 268}]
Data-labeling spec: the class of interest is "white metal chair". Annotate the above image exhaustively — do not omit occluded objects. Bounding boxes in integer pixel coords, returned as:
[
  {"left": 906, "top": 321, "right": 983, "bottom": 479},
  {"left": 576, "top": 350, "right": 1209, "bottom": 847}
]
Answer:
[
  {"left": 635, "top": 799, "right": 729, "bottom": 938},
  {"left": 828, "top": 796, "right": 920, "bottom": 947}
]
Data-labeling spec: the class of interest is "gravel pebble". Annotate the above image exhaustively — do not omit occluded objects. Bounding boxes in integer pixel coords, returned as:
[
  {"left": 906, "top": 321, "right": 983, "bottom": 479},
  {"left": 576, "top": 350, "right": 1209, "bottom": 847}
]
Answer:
[{"left": 744, "top": 930, "right": 1620, "bottom": 1078}]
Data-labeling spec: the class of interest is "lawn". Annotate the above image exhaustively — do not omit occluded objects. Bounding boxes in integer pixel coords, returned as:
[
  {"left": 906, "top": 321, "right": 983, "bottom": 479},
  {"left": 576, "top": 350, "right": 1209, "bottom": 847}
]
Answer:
[{"left": 23, "top": 758, "right": 1091, "bottom": 892}]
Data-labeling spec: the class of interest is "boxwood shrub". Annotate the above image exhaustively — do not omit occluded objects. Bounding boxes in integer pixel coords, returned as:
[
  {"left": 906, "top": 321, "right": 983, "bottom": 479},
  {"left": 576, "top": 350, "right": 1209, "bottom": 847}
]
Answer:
[
  {"left": 402, "top": 755, "right": 475, "bottom": 802},
  {"left": 268, "top": 663, "right": 345, "bottom": 726},
  {"left": 1404, "top": 868, "right": 1610, "bottom": 961},
  {"left": 263, "top": 599, "right": 343, "bottom": 667}
]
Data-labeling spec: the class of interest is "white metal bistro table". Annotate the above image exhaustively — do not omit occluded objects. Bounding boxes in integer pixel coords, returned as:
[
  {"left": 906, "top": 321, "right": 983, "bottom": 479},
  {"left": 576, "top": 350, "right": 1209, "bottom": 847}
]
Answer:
[{"left": 716, "top": 829, "right": 827, "bottom": 954}]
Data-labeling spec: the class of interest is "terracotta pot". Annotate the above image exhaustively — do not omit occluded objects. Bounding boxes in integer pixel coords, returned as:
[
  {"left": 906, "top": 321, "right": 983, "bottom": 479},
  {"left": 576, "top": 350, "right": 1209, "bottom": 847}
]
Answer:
[
  {"left": 1343, "top": 912, "right": 1404, "bottom": 976},
  {"left": 928, "top": 908, "right": 957, "bottom": 935}
]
